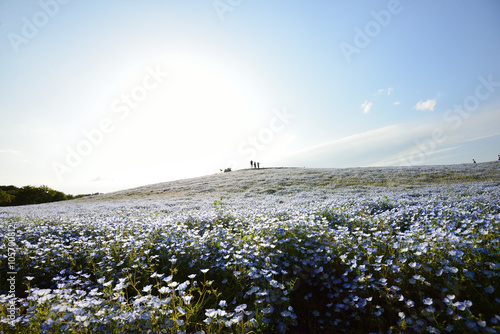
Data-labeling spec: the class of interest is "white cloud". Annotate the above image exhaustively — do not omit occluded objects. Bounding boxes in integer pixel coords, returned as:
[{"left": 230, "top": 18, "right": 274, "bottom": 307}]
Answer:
[
  {"left": 393, "top": 101, "right": 401, "bottom": 105},
  {"left": 414, "top": 99, "right": 436, "bottom": 111},
  {"left": 374, "top": 87, "right": 394, "bottom": 96},
  {"left": 361, "top": 100, "right": 373, "bottom": 114}
]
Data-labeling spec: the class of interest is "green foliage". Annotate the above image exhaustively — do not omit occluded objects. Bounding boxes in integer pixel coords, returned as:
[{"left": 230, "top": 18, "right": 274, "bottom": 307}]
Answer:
[
  {"left": 0, "top": 189, "right": 13, "bottom": 205},
  {"left": 0, "top": 185, "right": 71, "bottom": 206},
  {"left": 213, "top": 196, "right": 224, "bottom": 211}
]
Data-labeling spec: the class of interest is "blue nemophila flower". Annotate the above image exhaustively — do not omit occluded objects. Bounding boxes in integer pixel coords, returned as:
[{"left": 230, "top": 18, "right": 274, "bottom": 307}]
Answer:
[
  {"left": 3, "top": 176, "right": 500, "bottom": 332},
  {"left": 158, "top": 286, "right": 170, "bottom": 294},
  {"left": 235, "top": 304, "right": 247, "bottom": 312},
  {"left": 176, "top": 281, "right": 190, "bottom": 292},
  {"left": 142, "top": 285, "right": 152, "bottom": 293},
  {"left": 201, "top": 268, "right": 209, "bottom": 274},
  {"left": 177, "top": 306, "right": 187, "bottom": 316},
  {"left": 262, "top": 305, "right": 274, "bottom": 315},
  {"left": 427, "top": 326, "right": 440, "bottom": 333},
  {"left": 455, "top": 302, "right": 467, "bottom": 311},
  {"left": 232, "top": 313, "right": 244, "bottom": 323},
  {"left": 75, "top": 315, "right": 88, "bottom": 322},
  {"left": 485, "top": 286, "right": 495, "bottom": 294},
  {"left": 463, "top": 269, "right": 474, "bottom": 279},
  {"left": 219, "top": 300, "right": 227, "bottom": 308},
  {"left": 374, "top": 305, "right": 384, "bottom": 316},
  {"left": 423, "top": 298, "right": 433, "bottom": 305},
  {"left": 465, "top": 320, "right": 478, "bottom": 330},
  {"left": 205, "top": 309, "right": 217, "bottom": 318},
  {"left": 390, "top": 286, "right": 400, "bottom": 292}
]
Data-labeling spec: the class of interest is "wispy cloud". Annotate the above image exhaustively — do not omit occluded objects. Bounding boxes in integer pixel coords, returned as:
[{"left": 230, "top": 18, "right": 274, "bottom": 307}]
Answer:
[
  {"left": 287, "top": 123, "right": 417, "bottom": 163},
  {"left": 0, "top": 149, "right": 21, "bottom": 156},
  {"left": 284, "top": 104, "right": 500, "bottom": 168},
  {"left": 372, "top": 146, "right": 462, "bottom": 166},
  {"left": 460, "top": 131, "right": 500, "bottom": 144},
  {"left": 393, "top": 101, "right": 401, "bottom": 105},
  {"left": 414, "top": 99, "right": 436, "bottom": 111},
  {"left": 361, "top": 100, "right": 373, "bottom": 114}
]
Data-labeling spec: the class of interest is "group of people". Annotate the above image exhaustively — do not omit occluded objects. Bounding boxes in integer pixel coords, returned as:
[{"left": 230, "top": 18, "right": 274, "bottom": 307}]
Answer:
[{"left": 250, "top": 160, "right": 260, "bottom": 169}]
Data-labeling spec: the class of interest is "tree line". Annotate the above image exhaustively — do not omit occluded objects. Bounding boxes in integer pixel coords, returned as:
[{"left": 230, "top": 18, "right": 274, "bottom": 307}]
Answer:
[{"left": 0, "top": 185, "right": 98, "bottom": 206}]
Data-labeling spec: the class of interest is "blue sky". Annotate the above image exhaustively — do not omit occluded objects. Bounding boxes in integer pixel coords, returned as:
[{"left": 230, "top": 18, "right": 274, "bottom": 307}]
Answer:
[{"left": 1, "top": 0, "right": 499, "bottom": 194}]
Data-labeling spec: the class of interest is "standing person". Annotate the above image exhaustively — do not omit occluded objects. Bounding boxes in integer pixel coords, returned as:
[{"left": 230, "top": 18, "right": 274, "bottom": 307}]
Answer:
[
  {"left": 498, "top": 155, "right": 500, "bottom": 161},
  {"left": 257, "top": 162, "right": 260, "bottom": 169},
  {"left": 250, "top": 160, "right": 253, "bottom": 168},
  {"left": 473, "top": 159, "right": 476, "bottom": 164},
  {"left": 253, "top": 162, "right": 257, "bottom": 169}
]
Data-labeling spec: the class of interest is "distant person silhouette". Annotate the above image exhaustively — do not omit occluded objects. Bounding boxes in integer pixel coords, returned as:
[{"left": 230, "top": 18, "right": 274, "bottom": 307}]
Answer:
[
  {"left": 473, "top": 159, "right": 476, "bottom": 164},
  {"left": 498, "top": 155, "right": 500, "bottom": 161},
  {"left": 253, "top": 162, "right": 257, "bottom": 168},
  {"left": 250, "top": 160, "right": 253, "bottom": 168},
  {"left": 257, "top": 162, "right": 260, "bottom": 169}
]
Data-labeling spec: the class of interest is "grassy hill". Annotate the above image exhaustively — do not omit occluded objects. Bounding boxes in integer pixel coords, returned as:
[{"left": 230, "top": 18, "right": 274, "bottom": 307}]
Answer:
[
  {"left": 1, "top": 162, "right": 499, "bottom": 333},
  {"left": 79, "top": 161, "right": 500, "bottom": 201}
]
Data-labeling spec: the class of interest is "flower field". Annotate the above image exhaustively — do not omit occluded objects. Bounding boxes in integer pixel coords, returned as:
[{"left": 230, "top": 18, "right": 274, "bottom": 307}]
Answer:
[{"left": 1, "top": 165, "right": 500, "bottom": 333}]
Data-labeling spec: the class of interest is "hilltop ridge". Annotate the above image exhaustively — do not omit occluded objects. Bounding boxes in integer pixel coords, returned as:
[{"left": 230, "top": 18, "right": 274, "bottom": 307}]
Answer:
[{"left": 76, "top": 162, "right": 500, "bottom": 202}]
